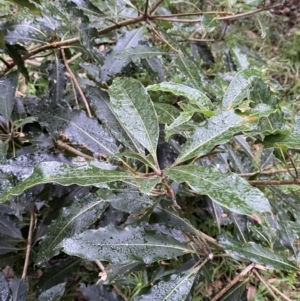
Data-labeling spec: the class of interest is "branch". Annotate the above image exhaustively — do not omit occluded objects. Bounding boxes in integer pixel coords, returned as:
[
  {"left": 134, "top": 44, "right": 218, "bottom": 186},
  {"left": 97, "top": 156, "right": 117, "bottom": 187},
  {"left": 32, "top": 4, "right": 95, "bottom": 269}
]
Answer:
[
  {"left": 248, "top": 179, "right": 300, "bottom": 186},
  {"left": 56, "top": 140, "right": 94, "bottom": 160},
  {"left": 61, "top": 48, "right": 92, "bottom": 118},
  {"left": 22, "top": 210, "right": 35, "bottom": 279},
  {"left": 239, "top": 167, "right": 300, "bottom": 177},
  {"left": 149, "top": 0, "right": 164, "bottom": 15}
]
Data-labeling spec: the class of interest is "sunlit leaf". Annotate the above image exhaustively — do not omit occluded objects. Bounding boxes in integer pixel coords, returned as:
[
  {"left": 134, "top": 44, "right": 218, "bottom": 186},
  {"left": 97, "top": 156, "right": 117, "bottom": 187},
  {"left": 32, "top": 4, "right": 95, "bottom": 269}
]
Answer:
[
  {"left": 219, "top": 235, "right": 299, "bottom": 272},
  {"left": 165, "top": 165, "right": 271, "bottom": 218},
  {"left": 110, "top": 78, "right": 159, "bottom": 166},
  {"left": 59, "top": 224, "right": 197, "bottom": 264}
]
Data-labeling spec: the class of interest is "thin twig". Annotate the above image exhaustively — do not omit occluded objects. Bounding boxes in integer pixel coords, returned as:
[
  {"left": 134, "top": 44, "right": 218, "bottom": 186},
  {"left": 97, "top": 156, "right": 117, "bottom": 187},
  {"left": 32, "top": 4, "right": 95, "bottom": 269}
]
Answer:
[
  {"left": 267, "top": 282, "right": 293, "bottom": 301},
  {"left": 239, "top": 167, "right": 300, "bottom": 177},
  {"left": 67, "top": 52, "right": 82, "bottom": 64},
  {"left": 149, "top": 0, "right": 164, "bottom": 14},
  {"left": 210, "top": 263, "right": 255, "bottom": 301},
  {"left": 95, "top": 260, "right": 128, "bottom": 301},
  {"left": 248, "top": 179, "right": 300, "bottom": 186},
  {"left": 56, "top": 140, "right": 94, "bottom": 160},
  {"left": 215, "top": 4, "right": 282, "bottom": 21},
  {"left": 289, "top": 157, "right": 299, "bottom": 179},
  {"left": 150, "top": 11, "right": 231, "bottom": 18},
  {"left": 144, "top": 0, "right": 149, "bottom": 16},
  {"left": 22, "top": 210, "right": 35, "bottom": 279},
  {"left": 61, "top": 48, "right": 92, "bottom": 118},
  {"left": 252, "top": 269, "right": 280, "bottom": 301}
]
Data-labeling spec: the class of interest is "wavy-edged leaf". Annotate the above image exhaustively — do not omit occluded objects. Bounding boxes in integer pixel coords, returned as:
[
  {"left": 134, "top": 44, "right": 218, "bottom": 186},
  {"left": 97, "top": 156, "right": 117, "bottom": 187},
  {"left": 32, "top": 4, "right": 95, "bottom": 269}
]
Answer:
[
  {"left": 219, "top": 235, "right": 299, "bottom": 272},
  {"left": 36, "top": 193, "right": 108, "bottom": 264},
  {"left": 0, "top": 70, "right": 18, "bottom": 121},
  {"left": 110, "top": 77, "right": 159, "bottom": 166},
  {"left": 153, "top": 103, "right": 180, "bottom": 125},
  {"left": 174, "top": 110, "right": 249, "bottom": 164},
  {"left": 147, "top": 82, "right": 213, "bottom": 111},
  {"left": 132, "top": 268, "right": 199, "bottom": 301},
  {"left": 100, "top": 28, "right": 143, "bottom": 81},
  {"left": 59, "top": 224, "right": 197, "bottom": 264},
  {"left": 164, "top": 165, "right": 271, "bottom": 218},
  {"left": 222, "top": 69, "right": 262, "bottom": 110},
  {"left": 0, "top": 161, "right": 134, "bottom": 202}
]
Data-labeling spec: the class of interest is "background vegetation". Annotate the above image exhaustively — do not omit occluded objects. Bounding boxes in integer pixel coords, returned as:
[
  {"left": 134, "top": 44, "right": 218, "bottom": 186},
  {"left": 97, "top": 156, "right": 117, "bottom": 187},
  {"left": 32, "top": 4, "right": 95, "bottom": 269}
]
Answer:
[{"left": 0, "top": 0, "right": 299, "bottom": 300}]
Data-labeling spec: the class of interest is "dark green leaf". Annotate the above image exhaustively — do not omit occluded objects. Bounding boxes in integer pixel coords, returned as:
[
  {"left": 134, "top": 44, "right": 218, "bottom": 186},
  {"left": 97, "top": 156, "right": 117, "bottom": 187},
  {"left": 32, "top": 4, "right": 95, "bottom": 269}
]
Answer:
[
  {"left": 9, "top": 278, "right": 29, "bottom": 301},
  {"left": 219, "top": 235, "right": 299, "bottom": 272},
  {"left": 110, "top": 78, "right": 159, "bottom": 167},
  {"left": 0, "top": 161, "right": 134, "bottom": 202},
  {"left": 7, "top": 0, "right": 41, "bottom": 14},
  {"left": 36, "top": 193, "right": 108, "bottom": 264},
  {"left": 59, "top": 224, "right": 197, "bottom": 264},
  {"left": 0, "top": 70, "right": 18, "bottom": 121},
  {"left": 164, "top": 165, "right": 271, "bottom": 218},
  {"left": 100, "top": 28, "right": 143, "bottom": 81}
]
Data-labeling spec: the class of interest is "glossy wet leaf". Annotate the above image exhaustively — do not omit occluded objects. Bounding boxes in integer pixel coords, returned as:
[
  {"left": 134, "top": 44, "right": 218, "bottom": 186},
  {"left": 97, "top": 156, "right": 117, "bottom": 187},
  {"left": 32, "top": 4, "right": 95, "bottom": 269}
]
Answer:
[
  {"left": 165, "top": 165, "right": 271, "bottom": 218},
  {"left": 219, "top": 235, "right": 299, "bottom": 272},
  {"left": 147, "top": 82, "right": 213, "bottom": 111},
  {"left": 116, "top": 152, "right": 156, "bottom": 170},
  {"left": 174, "top": 110, "right": 250, "bottom": 164},
  {"left": 0, "top": 161, "right": 134, "bottom": 202},
  {"left": 132, "top": 268, "right": 199, "bottom": 301},
  {"left": 59, "top": 224, "right": 197, "bottom": 264},
  {"left": 36, "top": 193, "right": 108, "bottom": 264},
  {"left": 0, "top": 71, "right": 18, "bottom": 122},
  {"left": 222, "top": 69, "right": 262, "bottom": 110},
  {"left": 110, "top": 78, "right": 159, "bottom": 165},
  {"left": 86, "top": 87, "right": 142, "bottom": 153},
  {"left": 80, "top": 283, "right": 124, "bottom": 301},
  {"left": 100, "top": 28, "right": 143, "bottom": 81},
  {"left": 9, "top": 278, "right": 29, "bottom": 301},
  {"left": 135, "top": 177, "right": 162, "bottom": 194}
]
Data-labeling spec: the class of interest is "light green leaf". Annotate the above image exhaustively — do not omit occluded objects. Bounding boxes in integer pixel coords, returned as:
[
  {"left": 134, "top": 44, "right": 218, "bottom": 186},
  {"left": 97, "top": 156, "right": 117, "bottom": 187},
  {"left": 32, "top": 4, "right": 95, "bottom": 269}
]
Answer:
[
  {"left": 58, "top": 224, "right": 197, "bottom": 264},
  {"left": 222, "top": 69, "right": 262, "bottom": 110},
  {"left": 219, "top": 235, "right": 299, "bottom": 272},
  {"left": 135, "top": 177, "right": 162, "bottom": 194},
  {"left": 147, "top": 82, "right": 213, "bottom": 111},
  {"left": 0, "top": 71, "right": 18, "bottom": 122},
  {"left": 164, "top": 165, "right": 271, "bottom": 218},
  {"left": 153, "top": 103, "right": 180, "bottom": 125},
  {"left": 36, "top": 194, "right": 108, "bottom": 264},
  {"left": 110, "top": 78, "right": 159, "bottom": 165},
  {"left": 132, "top": 268, "right": 199, "bottom": 301},
  {"left": 174, "top": 110, "right": 249, "bottom": 164},
  {"left": 0, "top": 162, "right": 134, "bottom": 202},
  {"left": 116, "top": 152, "right": 156, "bottom": 170}
]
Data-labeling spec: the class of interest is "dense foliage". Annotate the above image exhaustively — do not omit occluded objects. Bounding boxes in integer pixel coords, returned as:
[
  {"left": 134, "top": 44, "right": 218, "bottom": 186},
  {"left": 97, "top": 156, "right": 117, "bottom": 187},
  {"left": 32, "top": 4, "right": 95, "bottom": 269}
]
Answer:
[{"left": 0, "top": 0, "right": 299, "bottom": 300}]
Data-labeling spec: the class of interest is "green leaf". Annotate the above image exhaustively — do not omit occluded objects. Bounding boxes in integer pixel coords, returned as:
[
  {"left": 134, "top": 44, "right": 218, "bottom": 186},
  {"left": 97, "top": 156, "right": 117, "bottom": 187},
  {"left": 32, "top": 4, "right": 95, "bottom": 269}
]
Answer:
[
  {"left": 219, "top": 235, "right": 299, "bottom": 272},
  {"left": 0, "top": 71, "right": 18, "bottom": 122},
  {"left": 36, "top": 193, "right": 108, "bottom": 264},
  {"left": 7, "top": 0, "right": 41, "bottom": 15},
  {"left": 222, "top": 69, "right": 262, "bottom": 110},
  {"left": 153, "top": 103, "right": 180, "bottom": 125},
  {"left": 110, "top": 78, "right": 159, "bottom": 165},
  {"left": 132, "top": 268, "right": 199, "bottom": 301},
  {"left": 116, "top": 152, "right": 156, "bottom": 170},
  {"left": 0, "top": 161, "right": 134, "bottom": 202},
  {"left": 147, "top": 82, "right": 213, "bottom": 111},
  {"left": 58, "top": 224, "right": 197, "bottom": 264},
  {"left": 38, "top": 283, "right": 66, "bottom": 301},
  {"left": 174, "top": 110, "right": 250, "bottom": 164},
  {"left": 164, "top": 165, "right": 271, "bottom": 218},
  {"left": 135, "top": 177, "right": 162, "bottom": 194},
  {"left": 0, "top": 141, "right": 8, "bottom": 163}
]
